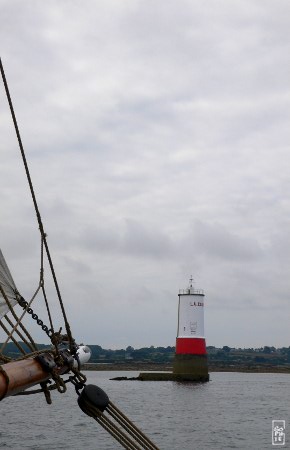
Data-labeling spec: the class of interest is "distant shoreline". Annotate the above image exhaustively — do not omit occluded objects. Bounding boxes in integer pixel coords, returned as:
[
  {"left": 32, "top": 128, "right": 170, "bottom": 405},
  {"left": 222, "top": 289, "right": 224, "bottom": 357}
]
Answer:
[{"left": 82, "top": 363, "right": 290, "bottom": 374}]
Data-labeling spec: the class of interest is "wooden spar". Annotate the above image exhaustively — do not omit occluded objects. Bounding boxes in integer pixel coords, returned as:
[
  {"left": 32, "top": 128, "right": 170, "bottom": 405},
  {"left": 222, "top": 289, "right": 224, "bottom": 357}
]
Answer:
[{"left": 0, "top": 356, "right": 70, "bottom": 400}]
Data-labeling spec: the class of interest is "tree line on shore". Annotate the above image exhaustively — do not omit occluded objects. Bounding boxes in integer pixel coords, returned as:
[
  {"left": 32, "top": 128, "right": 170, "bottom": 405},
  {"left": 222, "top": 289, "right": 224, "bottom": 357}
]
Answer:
[
  {"left": 2, "top": 342, "right": 290, "bottom": 367},
  {"left": 87, "top": 344, "right": 290, "bottom": 366}
]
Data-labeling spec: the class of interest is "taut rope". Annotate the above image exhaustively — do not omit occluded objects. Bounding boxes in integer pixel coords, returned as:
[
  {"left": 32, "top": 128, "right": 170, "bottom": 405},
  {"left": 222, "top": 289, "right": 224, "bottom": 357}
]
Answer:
[
  {"left": 0, "top": 58, "right": 159, "bottom": 449},
  {"left": 0, "top": 58, "right": 75, "bottom": 354}
]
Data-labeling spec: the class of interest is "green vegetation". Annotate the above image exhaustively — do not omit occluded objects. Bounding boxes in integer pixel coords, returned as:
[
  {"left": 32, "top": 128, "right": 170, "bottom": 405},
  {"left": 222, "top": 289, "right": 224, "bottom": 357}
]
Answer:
[
  {"left": 87, "top": 345, "right": 290, "bottom": 369},
  {"left": 0, "top": 342, "right": 49, "bottom": 359},
  {"left": 206, "top": 346, "right": 290, "bottom": 370},
  {"left": 1, "top": 343, "right": 290, "bottom": 370},
  {"left": 88, "top": 344, "right": 175, "bottom": 364}
]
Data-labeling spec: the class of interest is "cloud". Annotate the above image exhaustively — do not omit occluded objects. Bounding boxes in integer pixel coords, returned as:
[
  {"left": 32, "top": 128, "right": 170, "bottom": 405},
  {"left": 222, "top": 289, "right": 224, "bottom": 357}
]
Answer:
[
  {"left": 190, "top": 220, "right": 263, "bottom": 262},
  {"left": 0, "top": 1, "right": 289, "bottom": 348},
  {"left": 78, "top": 219, "right": 175, "bottom": 260},
  {"left": 123, "top": 219, "right": 175, "bottom": 259}
]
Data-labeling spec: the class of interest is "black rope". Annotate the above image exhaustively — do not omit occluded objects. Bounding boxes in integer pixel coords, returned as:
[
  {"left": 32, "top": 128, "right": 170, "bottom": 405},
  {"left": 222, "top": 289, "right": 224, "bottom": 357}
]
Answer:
[{"left": 0, "top": 58, "right": 74, "bottom": 353}]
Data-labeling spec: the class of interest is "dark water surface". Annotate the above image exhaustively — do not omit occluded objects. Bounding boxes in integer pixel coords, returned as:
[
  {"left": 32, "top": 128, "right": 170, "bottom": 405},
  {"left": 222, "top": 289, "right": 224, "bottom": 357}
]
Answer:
[{"left": 1, "top": 371, "right": 289, "bottom": 449}]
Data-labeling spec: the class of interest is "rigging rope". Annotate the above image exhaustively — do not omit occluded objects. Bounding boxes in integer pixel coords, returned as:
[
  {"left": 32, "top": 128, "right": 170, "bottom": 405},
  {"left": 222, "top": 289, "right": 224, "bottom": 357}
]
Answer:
[
  {"left": 0, "top": 59, "right": 159, "bottom": 450},
  {"left": 40, "top": 236, "right": 55, "bottom": 339},
  {"left": 0, "top": 283, "right": 40, "bottom": 354},
  {"left": 0, "top": 58, "right": 80, "bottom": 405},
  {"left": 0, "top": 58, "right": 75, "bottom": 355},
  {"left": 0, "top": 320, "right": 27, "bottom": 355},
  {"left": 3, "top": 315, "right": 35, "bottom": 353}
]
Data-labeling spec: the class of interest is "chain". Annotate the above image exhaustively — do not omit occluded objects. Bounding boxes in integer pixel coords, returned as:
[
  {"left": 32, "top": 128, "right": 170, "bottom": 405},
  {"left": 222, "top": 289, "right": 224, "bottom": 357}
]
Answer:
[
  {"left": 17, "top": 296, "right": 53, "bottom": 338},
  {"left": 69, "top": 369, "right": 87, "bottom": 395}
]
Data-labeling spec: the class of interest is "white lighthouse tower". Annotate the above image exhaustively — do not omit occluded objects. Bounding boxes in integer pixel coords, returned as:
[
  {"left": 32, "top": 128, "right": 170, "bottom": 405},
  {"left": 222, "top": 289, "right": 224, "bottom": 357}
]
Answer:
[{"left": 173, "top": 277, "right": 208, "bottom": 380}]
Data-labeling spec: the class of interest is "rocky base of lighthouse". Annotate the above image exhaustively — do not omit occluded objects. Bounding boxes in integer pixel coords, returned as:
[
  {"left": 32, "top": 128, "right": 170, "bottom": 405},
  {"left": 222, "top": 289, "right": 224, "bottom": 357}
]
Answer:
[
  {"left": 111, "top": 372, "right": 209, "bottom": 381},
  {"left": 111, "top": 354, "right": 209, "bottom": 382},
  {"left": 136, "top": 354, "right": 209, "bottom": 381},
  {"left": 173, "top": 354, "right": 208, "bottom": 378},
  {"left": 136, "top": 371, "right": 209, "bottom": 382}
]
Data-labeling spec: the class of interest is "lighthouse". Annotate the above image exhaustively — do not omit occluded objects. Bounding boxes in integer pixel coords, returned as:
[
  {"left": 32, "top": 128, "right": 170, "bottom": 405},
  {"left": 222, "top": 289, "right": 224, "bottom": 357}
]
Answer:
[
  {"left": 131, "top": 276, "right": 209, "bottom": 382},
  {"left": 173, "top": 277, "right": 209, "bottom": 381}
]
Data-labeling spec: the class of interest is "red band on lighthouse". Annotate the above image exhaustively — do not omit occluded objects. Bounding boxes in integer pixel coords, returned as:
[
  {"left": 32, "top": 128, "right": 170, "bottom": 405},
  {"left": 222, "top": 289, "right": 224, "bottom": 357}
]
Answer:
[{"left": 176, "top": 337, "right": 207, "bottom": 355}]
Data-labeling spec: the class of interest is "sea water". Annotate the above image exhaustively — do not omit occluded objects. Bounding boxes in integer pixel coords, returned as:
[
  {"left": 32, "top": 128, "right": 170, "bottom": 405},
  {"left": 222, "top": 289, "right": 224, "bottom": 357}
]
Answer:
[{"left": 1, "top": 371, "right": 289, "bottom": 449}]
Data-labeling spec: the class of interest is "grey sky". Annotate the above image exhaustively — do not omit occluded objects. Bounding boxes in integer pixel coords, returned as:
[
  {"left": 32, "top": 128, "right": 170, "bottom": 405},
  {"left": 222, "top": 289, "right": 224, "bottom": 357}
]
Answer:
[{"left": 0, "top": 1, "right": 289, "bottom": 348}]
